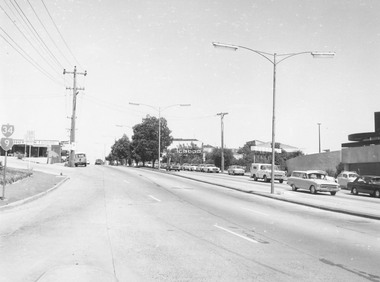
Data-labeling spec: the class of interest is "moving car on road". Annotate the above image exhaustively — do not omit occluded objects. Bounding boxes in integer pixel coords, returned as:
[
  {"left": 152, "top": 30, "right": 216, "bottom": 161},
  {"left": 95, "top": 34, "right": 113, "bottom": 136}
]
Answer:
[
  {"left": 287, "top": 170, "right": 340, "bottom": 195},
  {"left": 227, "top": 165, "right": 245, "bottom": 175},
  {"left": 336, "top": 171, "right": 359, "bottom": 189},
  {"left": 74, "top": 153, "right": 87, "bottom": 167},
  {"left": 348, "top": 175, "right": 380, "bottom": 198},
  {"left": 95, "top": 159, "right": 103, "bottom": 165}
]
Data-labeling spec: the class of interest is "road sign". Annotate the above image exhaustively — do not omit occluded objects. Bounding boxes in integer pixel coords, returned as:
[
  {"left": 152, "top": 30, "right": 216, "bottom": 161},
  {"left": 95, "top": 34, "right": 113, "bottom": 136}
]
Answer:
[
  {"left": 1, "top": 124, "right": 15, "bottom": 138},
  {"left": 1, "top": 138, "right": 14, "bottom": 151}
]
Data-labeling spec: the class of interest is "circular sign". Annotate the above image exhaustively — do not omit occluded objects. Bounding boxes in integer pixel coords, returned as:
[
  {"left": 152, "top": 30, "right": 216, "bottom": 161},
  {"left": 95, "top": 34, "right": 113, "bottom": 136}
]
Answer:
[
  {"left": 1, "top": 138, "right": 14, "bottom": 151},
  {"left": 1, "top": 124, "right": 15, "bottom": 138}
]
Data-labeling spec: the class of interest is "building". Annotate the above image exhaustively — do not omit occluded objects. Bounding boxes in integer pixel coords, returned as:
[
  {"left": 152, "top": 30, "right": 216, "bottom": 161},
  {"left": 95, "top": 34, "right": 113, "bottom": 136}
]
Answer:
[{"left": 341, "top": 112, "right": 380, "bottom": 175}]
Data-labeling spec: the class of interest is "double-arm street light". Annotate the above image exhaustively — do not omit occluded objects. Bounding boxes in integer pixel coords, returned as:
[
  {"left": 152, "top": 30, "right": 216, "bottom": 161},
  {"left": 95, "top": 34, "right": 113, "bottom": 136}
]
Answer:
[
  {"left": 129, "top": 102, "right": 191, "bottom": 170},
  {"left": 212, "top": 42, "right": 334, "bottom": 194}
]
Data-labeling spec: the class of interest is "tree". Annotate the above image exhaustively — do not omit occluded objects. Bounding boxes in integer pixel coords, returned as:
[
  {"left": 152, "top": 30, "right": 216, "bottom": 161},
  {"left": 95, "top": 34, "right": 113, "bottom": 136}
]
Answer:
[
  {"left": 107, "top": 134, "right": 132, "bottom": 165},
  {"left": 165, "top": 142, "right": 203, "bottom": 165},
  {"left": 207, "top": 147, "right": 234, "bottom": 168},
  {"left": 131, "top": 115, "right": 172, "bottom": 166}
]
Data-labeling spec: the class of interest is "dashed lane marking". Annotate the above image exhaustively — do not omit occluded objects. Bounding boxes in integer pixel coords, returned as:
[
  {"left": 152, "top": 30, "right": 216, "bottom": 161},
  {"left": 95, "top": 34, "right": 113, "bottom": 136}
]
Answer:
[
  {"left": 148, "top": 195, "right": 161, "bottom": 202},
  {"left": 214, "top": 224, "right": 258, "bottom": 244}
]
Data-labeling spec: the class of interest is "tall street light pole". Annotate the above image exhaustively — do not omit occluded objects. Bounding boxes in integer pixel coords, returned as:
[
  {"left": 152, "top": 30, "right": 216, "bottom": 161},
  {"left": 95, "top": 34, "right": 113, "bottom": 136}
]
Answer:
[
  {"left": 217, "top": 112, "right": 228, "bottom": 173},
  {"left": 212, "top": 42, "right": 334, "bottom": 194},
  {"left": 129, "top": 102, "right": 190, "bottom": 170},
  {"left": 318, "top": 123, "right": 321, "bottom": 153}
]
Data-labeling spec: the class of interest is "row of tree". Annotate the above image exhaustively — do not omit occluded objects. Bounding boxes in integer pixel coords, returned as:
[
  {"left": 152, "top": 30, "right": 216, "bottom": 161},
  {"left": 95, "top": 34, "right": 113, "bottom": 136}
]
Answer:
[{"left": 106, "top": 115, "right": 303, "bottom": 171}]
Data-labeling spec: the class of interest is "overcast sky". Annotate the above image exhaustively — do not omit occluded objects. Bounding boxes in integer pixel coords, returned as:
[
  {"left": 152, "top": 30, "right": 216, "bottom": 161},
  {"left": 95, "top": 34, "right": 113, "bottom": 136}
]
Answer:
[{"left": 1, "top": 0, "right": 380, "bottom": 161}]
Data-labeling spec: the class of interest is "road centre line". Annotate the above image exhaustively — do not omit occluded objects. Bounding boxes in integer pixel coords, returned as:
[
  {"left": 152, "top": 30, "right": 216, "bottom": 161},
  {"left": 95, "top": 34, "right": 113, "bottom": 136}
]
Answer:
[
  {"left": 242, "top": 207, "right": 269, "bottom": 216},
  {"left": 214, "top": 224, "right": 258, "bottom": 244},
  {"left": 148, "top": 195, "right": 161, "bottom": 202}
]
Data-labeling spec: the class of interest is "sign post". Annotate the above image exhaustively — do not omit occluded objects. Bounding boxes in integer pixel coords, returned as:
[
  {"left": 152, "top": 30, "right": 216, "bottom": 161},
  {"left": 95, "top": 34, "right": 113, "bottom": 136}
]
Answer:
[{"left": 1, "top": 124, "right": 15, "bottom": 200}]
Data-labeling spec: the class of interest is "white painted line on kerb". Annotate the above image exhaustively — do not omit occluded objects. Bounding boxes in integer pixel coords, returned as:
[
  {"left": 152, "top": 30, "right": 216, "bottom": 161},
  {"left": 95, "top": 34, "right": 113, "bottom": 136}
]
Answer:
[
  {"left": 242, "top": 207, "right": 269, "bottom": 217},
  {"left": 123, "top": 180, "right": 130, "bottom": 184},
  {"left": 214, "top": 224, "right": 258, "bottom": 244},
  {"left": 148, "top": 195, "right": 161, "bottom": 202}
]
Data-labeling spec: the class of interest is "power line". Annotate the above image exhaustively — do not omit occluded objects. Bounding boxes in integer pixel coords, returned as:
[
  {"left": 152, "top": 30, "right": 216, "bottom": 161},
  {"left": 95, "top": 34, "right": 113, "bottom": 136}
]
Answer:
[
  {"left": 26, "top": 0, "right": 72, "bottom": 67},
  {"left": 12, "top": 0, "right": 64, "bottom": 69},
  {"left": 41, "top": 0, "right": 83, "bottom": 69},
  {"left": 1, "top": 2, "right": 62, "bottom": 77}
]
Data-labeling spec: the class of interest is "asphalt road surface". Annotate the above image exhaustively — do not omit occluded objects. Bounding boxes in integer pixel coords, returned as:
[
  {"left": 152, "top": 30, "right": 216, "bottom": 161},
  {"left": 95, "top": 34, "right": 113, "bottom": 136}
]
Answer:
[{"left": 1, "top": 165, "right": 379, "bottom": 281}]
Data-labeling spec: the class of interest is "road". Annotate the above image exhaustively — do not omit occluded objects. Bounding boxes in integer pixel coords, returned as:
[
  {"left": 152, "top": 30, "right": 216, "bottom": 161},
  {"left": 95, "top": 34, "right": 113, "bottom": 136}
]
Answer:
[{"left": 0, "top": 165, "right": 379, "bottom": 281}]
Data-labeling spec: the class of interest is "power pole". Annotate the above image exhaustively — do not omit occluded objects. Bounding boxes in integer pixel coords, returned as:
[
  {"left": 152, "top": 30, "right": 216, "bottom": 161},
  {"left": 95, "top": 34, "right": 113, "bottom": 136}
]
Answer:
[
  {"left": 217, "top": 112, "right": 228, "bottom": 173},
  {"left": 63, "top": 66, "right": 87, "bottom": 167}
]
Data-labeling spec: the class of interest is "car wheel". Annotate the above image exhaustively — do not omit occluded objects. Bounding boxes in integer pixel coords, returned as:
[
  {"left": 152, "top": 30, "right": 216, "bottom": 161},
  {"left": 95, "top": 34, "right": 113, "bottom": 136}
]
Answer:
[
  {"left": 279, "top": 179, "right": 284, "bottom": 184},
  {"left": 351, "top": 187, "right": 358, "bottom": 195},
  {"left": 373, "top": 189, "right": 380, "bottom": 198},
  {"left": 253, "top": 175, "right": 258, "bottom": 181},
  {"left": 233, "top": 171, "right": 235, "bottom": 175},
  {"left": 264, "top": 175, "right": 269, "bottom": 182},
  {"left": 291, "top": 184, "right": 297, "bottom": 191},
  {"left": 310, "top": 185, "right": 317, "bottom": 194},
  {"left": 330, "top": 192, "right": 336, "bottom": 196}
]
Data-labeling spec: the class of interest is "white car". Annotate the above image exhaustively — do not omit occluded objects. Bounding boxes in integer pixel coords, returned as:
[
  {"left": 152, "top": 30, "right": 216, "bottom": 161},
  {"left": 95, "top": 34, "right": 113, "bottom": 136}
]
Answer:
[
  {"left": 227, "top": 165, "right": 245, "bottom": 175},
  {"left": 336, "top": 171, "right": 359, "bottom": 189},
  {"left": 287, "top": 170, "right": 340, "bottom": 196},
  {"left": 202, "top": 164, "right": 220, "bottom": 173}
]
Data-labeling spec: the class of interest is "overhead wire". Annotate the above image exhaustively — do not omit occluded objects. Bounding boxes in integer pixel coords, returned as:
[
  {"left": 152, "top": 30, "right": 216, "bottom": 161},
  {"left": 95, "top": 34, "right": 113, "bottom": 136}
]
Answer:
[
  {"left": 41, "top": 0, "right": 83, "bottom": 70},
  {"left": 0, "top": 27, "right": 62, "bottom": 85},
  {"left": 1, "top": 1, "right": 62, "bottom": 78},
  {"left": 12, "top": 0, "right": 64, "bottom": 70},
  {"left": 26, "top": 0, "right": 73, "bottom": 67}
]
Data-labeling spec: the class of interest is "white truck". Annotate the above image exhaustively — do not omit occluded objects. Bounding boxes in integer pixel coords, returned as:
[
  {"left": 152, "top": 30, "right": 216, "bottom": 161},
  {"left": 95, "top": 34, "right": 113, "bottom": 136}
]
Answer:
[{"left": 249, "top": 163, "right": 286, "bottom": 183}]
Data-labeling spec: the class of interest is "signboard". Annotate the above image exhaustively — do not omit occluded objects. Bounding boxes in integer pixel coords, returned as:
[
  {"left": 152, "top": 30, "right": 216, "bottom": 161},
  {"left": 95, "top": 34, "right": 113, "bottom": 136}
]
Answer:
[
  {"left": 1, "top": 138, "right": 14, "bottom": 151},
  {"left": 24, "top": 130, "right": 35, "bottom": 145},
  {"left": 177, "top": 149, "right": 202, "bottom": 154},
  {"left": 251, "top": 146, "right": 281, "bottom": 153},
  {"left": 1, "top": 124, "right": 14, "bottom": 138}
]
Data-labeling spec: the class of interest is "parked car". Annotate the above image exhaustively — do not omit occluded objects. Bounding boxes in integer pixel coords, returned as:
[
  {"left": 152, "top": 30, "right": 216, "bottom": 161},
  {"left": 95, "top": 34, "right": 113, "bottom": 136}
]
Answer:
[
  {"left": 227, "top": 165, "right": 245, "bottom": 175},
  {"left": 202, "top": 164, "right": 220, "bottom": 173},
  {"left": 188, "top": 164, "right": 197, "bottom": 171},
  {"left": 249, "top": 163, "right": 286, "bottom": 183},
  {"left": 181, "top": 163, "right": 190, "bottom": 170},
  {"left": 166, "top": 163, "right": 181, "bottom": 171},
  {"left": 348, "top": 175, "right": 380, "bottom": 198},
  {"left": 195, "top": 164, "right": 205, "bottom": 172},
  {"left": 336, "top": 171, "right": 359, "bottom": 189},
  {"left": 287, "top": 170, "right": 340, "bottom": 195}
]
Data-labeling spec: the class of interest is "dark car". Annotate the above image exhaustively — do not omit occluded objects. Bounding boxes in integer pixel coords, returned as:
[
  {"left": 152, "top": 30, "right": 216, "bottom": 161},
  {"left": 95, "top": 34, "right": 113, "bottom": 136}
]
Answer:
[
  {"left": 95, "top": 159, "right": 103, "bottom": 165},
  {"left": 166, "top": 163, "right": 181, "bottom": 171},
  {"left": 348, "top": 175, "right": 380, "bottom": 198}
]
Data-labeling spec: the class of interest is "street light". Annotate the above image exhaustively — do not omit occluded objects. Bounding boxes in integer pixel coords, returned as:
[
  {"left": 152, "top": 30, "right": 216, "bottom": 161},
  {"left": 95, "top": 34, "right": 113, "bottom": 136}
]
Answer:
[
  {"left": 129, "top": 102, "right": 191, "bottom": 170},
  {"left": 212, "top": 42, "right": 334, "bottom": 194},
  {"left": 317, "top": 123, "right": 321, "bottom": 153}
]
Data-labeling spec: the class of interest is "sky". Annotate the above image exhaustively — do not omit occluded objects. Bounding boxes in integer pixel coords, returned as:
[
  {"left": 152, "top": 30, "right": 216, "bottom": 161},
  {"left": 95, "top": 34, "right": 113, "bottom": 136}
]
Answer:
[{"left": 1, "top": 0, "right": 380, "bottom": 162}]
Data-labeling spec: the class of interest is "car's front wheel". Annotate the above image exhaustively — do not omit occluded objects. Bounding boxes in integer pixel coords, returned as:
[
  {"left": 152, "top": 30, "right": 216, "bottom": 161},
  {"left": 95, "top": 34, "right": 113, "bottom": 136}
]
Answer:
[
  {"left": 291, "top": 184, "right": 297, "bottom": 191},
  {"left": 373, "top": 189, "right": 380, "bottom": 198},
  {"left": 330, "top": 192, "right": 336, "bottom": 196},
  {"left": 351, "top": 187, "right": 358, "bottom": 195},
  {"left": 310, "top": 185, "right": 317, "bottom": 194}
]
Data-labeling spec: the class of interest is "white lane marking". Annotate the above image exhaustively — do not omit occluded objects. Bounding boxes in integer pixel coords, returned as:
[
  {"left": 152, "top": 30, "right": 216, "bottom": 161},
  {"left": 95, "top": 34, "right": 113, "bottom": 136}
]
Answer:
[
  {"left": 214, "top": 224, "right": 258, "bottom": 244},
  {"left": 123, "top": 180, "right": 130, "bottom": 184},
  {"left": 148, "top": 195, "right": 161, "bottom": 202},
  {"left": 242, "top": 207, "right": 269, "bottom": 216}
]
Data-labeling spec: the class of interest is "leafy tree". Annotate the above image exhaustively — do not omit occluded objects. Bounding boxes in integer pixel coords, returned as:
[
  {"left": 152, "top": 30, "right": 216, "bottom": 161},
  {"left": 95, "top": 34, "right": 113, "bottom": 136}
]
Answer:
[
  {"left": 131, "top": 115, "right": 172, "bottom": 166},
  {"left": 107, "top": 134, "right": 132, "bottom": 165},
  {"left": 206, "top": 147, "right": 234, "bottom": 168}
]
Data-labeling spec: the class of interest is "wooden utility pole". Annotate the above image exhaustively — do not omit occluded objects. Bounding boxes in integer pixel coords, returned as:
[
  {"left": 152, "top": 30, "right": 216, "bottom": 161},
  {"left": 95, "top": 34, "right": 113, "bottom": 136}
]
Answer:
[
  {"left": 63, "top": 66, "right": 87, "bottom": 167},
  {"left": 217, "top": 112, "right": 228, "bottom": 173}
]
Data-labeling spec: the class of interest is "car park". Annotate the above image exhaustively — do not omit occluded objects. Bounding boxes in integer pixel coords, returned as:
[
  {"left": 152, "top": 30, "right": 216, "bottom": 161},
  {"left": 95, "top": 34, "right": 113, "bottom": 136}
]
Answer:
[
  {"left": 249, "top": 163, "right": 286, "bottom": 183},
  {"left": 202, "top": 164, "right": 220, "bottom": 173},
  {"left": 348, "top": 175, "right": 380, "bottom": 198},
  {"left": 336, "top": 171, "right": 359, "bottom": 189},
  {"left": 227, "top": 165, "right": 245, "bottom": 175},
  {"left": 287, "top": 170, "right": 340, "bottom": 195}
]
